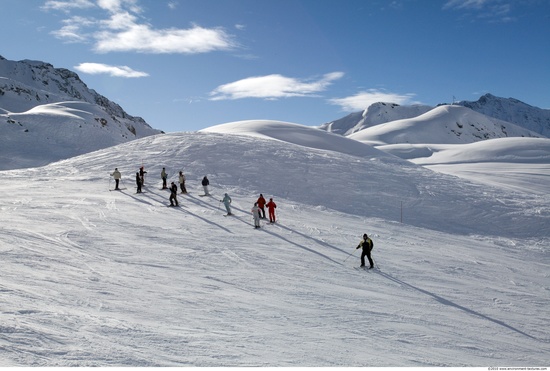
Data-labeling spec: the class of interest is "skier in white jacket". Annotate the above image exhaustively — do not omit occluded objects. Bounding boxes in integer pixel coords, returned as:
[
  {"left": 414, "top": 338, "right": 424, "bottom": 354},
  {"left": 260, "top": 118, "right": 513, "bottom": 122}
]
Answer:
[
  {"left": 251, "top": 202, "right": 261, "bottom": 229},
  {"left": 111, "top": 168, "right": 121, "bottom": 190}
]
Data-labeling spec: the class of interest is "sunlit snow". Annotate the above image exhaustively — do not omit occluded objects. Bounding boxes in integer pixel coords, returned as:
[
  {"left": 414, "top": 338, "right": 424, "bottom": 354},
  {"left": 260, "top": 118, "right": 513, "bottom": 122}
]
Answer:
[{"left": 0, "top": 119, "right": 548, "bottom": 366}]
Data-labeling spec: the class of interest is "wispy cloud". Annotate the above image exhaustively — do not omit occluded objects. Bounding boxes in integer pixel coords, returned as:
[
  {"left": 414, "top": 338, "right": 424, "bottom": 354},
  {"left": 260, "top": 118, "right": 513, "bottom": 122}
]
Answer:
[
  {"left": 51, "top": 16, "right": 95, "bottom": 43},
  {"left": 43, "top": 0, "right": 237, "bottom": 54},
  {"left": 209, "top": 72, "right": 344, "bottom": 101},
  {"left": 443, "top": 0, "right": 515, "bottom": 22},
  {"left": 444, "top": 0, "right": 492, "bottom": 10},
  {"left": 74, "top": 62, "right": 149, "bottom": 77},
  {"left": 42, "top": 0, "right": 95, "bottom": 12},
  {"left": 328, "top": 90, "right": 416, "bottom": 111}
]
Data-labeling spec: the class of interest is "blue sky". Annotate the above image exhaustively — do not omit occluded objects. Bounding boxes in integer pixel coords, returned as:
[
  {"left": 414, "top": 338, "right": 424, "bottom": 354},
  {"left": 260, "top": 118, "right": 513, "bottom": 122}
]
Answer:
[{"left": 2, "top": 0, "right": 549, "bottom": 132}]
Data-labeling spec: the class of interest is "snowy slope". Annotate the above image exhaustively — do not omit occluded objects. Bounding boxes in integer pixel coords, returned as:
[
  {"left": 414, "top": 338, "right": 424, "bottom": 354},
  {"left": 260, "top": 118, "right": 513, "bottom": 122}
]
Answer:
[
  {"left": 0, "top": 56, "right": 162, "bottom": 170},
  {"left": 200, "top": 119, "right": 390, "bottom": 158},
  {"left": 0, "top": 124, "right": 548, "bottom": 366}
]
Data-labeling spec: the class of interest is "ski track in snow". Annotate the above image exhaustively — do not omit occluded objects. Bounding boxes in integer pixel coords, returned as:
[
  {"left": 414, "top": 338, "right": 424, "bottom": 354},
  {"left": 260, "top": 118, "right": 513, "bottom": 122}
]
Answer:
[{"left": 0, "top": 132, "right": 548, "bottom": 366}]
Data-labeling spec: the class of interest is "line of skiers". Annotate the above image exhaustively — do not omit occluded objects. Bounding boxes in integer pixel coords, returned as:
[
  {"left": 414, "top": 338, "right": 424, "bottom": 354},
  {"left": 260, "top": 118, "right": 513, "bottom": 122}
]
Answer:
[
  {"left": 111, "top": 167, "right": 373, "bottom": 268},
  {"left": 111, "top": 168, "right": 277, "bottom": 225}
]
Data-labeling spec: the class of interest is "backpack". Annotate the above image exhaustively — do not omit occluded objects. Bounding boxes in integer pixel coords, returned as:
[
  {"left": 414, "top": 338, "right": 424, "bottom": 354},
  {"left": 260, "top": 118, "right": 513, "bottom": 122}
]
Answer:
[{"left": 366, "top": 238, "right": 373, "bottom": 251}]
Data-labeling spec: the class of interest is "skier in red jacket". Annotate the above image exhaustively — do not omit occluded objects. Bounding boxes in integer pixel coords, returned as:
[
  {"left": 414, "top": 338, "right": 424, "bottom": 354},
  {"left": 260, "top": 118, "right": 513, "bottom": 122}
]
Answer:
[
  {"left": 257, "top": 194, "right": 266, "bottom": 219},
  {"left": 266, "top": 197, "right": 277, "bottom": 223}
]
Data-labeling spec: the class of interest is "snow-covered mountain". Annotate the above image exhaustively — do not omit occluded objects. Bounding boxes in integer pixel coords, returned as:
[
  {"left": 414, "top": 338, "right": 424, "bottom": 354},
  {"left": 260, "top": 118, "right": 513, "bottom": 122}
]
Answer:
[
  {"left": 319, "top": 102, "right": 432, "bottom": 136},
  {"left": 0, "top": 55, "right": 162, "bottom": 170},
  {"left": 349, "top": 104, "right": 542, "bottom": 146},
  {"left": 458, "top": 93, "right": 550, "bottom": 138},
  {"left": 0, "top": 120, "right": 548, "bottom": 366},
  {"left": 320, "top": 94, "right": 550, "bottom": 140}
]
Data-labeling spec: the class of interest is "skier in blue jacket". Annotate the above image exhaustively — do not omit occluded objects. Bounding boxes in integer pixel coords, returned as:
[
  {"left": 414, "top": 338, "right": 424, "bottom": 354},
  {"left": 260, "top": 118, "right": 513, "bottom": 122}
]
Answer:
[{"left": 221, "top": 193, "right": 232, "bottom": 216}]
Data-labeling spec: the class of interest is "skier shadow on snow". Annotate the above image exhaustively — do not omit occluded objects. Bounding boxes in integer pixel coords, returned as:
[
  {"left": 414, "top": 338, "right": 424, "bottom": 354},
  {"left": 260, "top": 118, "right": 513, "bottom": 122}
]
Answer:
[
  {"left": 122, "top": 188, "right": 233, "bottom": 234},
  {"left": 260, "top": 227, "right": 342, "bottom": 266},
  {"left": 275, "top": 224, "right": 349, "bottom": 255},
  {"left": 182, "top": 208, "right": 232, "bottom": 234},
  {"left": 377, "top": 271, "right": 540, "bottom": 341},
  {"left": 118, "top": 189, "right": 158, "bottom": 206}
]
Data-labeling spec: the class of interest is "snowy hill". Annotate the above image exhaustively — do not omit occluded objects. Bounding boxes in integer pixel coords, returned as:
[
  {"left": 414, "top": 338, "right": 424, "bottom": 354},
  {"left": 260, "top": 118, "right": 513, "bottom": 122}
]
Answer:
[
  {"left": 458, "top": 93, "right": 550, "bottom": 137},
  {"left": 0, "top": 122, "right": 548, "bottom": 366},
  {"left": 345, "top": 105, "right": 549, "bottom": 194},
  {"left": 0, "top": 55, "right": 162, "bottom": 170},
  {"left": 319, "top": 102, "right": 432, "bottom": 136},
  {"left": 0, "top": 121, "right": 550, "bottom": 367},
  {"left": 348, "top": 105, "right": 541, "bottom": 146}
]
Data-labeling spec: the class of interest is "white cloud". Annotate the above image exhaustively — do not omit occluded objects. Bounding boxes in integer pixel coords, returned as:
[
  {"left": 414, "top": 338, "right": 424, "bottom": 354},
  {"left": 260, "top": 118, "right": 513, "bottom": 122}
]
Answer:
[
  {"left": 443, "top": 0, "right": 491, "bottom": 10},
  {"left": 42, "top": 0, "right": 95, "bottom": 12},
  {"left": 51, "top": 16, "right": 95, "bottom": 42},
  {"left": 95, "top": 22, "right": 236, "bottom": 54},
  {"left": 74, "top": 62, "right": 149, "bottom": 78},
  {"left": 209, "top": 72, "right": 344, "bottom": 101},
  {"left": 97, "top": 0, "right": 143, "bottom": 14},
  {"left": 443, "top": 0, "right": 514, "bottom": 22},
  {"left": 44, "top": 0, "right": 237, "bottom": 54},
  {"left": 328, "top": 90, "right": 416, "bottom": 111}
]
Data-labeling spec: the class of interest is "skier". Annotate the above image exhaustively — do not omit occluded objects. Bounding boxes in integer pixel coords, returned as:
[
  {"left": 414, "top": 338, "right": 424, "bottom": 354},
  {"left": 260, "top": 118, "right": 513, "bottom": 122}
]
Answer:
[
  {"left": 221, "top": 193, "right": 232, "bottom": 215},
  {"left": 161, "top": 167, "right": 168, "bottom": 189},
  {"left": 201, "top": 176, "right": 210, "bottom": 196},
  {"left": 179, "top": 171, "right": 187, "bottom": 194},
  {"left": 140, "top": 166, "right": 147, "bottom": 185},
  {"left": 356, "top": 233, "right": 374, "bottom": 269},
  {"left": 135, "top": 172, "right": 142, "bottom": 193},
  {"left": 111, "top": 168, "right": 121, "bottom": 190},
  {"left": 266, "top": 197, "right": 277, "bottom": 223},
  {"left": 169, "top": 182, "right": 179, "bottom": 206},
  {"left": 251, "top": 202, "right": 261, "bottom": 229},
  {"left": 257, "top": 194, "right": 266, "bottom": 219}
]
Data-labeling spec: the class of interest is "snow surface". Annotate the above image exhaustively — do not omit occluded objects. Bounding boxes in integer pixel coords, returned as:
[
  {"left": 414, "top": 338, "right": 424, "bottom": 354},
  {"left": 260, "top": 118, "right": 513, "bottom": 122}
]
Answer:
[{"left": 1, "top": 121, "right": 548, "bottom": 366}]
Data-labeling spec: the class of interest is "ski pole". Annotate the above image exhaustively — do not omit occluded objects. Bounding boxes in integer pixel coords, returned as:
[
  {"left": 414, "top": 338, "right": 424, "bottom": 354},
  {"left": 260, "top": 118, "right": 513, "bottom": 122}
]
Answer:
[{"left": 343, "top": 247, "right": 358, "bottom": 262}]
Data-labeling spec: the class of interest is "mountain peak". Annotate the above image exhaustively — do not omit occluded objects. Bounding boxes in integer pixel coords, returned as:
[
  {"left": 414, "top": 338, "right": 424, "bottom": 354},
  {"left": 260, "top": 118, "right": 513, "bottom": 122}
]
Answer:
[
  {"left": 458, "top": 94, "right": 550, "bottom": 136},
  {"left": 0, "top": 56, "right": 163, "bottom": 170}
]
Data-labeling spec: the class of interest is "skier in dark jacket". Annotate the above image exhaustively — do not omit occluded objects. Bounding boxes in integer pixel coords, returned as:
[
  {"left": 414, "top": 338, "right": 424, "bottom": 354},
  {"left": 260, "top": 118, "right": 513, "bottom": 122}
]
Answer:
[
  {"left": 169, "top": 182, "right": 179, "bottom": 206},
  {"left": 356, "top": 233, "right": 374, "bottom": 268},
  {"left": 135, "top": 172, "right": 142, "bottom": 193},
  {"left": 140, "top": 166, "right": 147, "bottom": 185},
  {"left": 161, "top": 167, "right": 168, "bottom": 189},
  {"left": 201, "top": 176, "right": 210, "bottom": 196}
]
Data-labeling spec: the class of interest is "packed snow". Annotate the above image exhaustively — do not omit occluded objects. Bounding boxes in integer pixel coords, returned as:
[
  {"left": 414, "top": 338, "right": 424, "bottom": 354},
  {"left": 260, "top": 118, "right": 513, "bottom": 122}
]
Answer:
[{"left": 0, "top": 120, "right": 548, "bottom": 366}]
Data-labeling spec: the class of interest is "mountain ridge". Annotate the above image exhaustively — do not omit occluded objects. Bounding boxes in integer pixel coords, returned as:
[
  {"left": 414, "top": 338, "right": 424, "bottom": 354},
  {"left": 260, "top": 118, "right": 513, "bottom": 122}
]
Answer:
[
  {"left": 320, "top": 94, "right": 550, "bottom": 140},
  {"left": 0, "top": 55, "right": 162, "bottom": 170}
]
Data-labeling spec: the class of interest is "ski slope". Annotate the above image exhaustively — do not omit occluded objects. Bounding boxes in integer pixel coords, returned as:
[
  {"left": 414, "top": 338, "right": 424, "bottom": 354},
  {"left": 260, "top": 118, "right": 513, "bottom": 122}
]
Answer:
[{"left": 0, "top": 125, "right": 548, "bottom": 366}]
